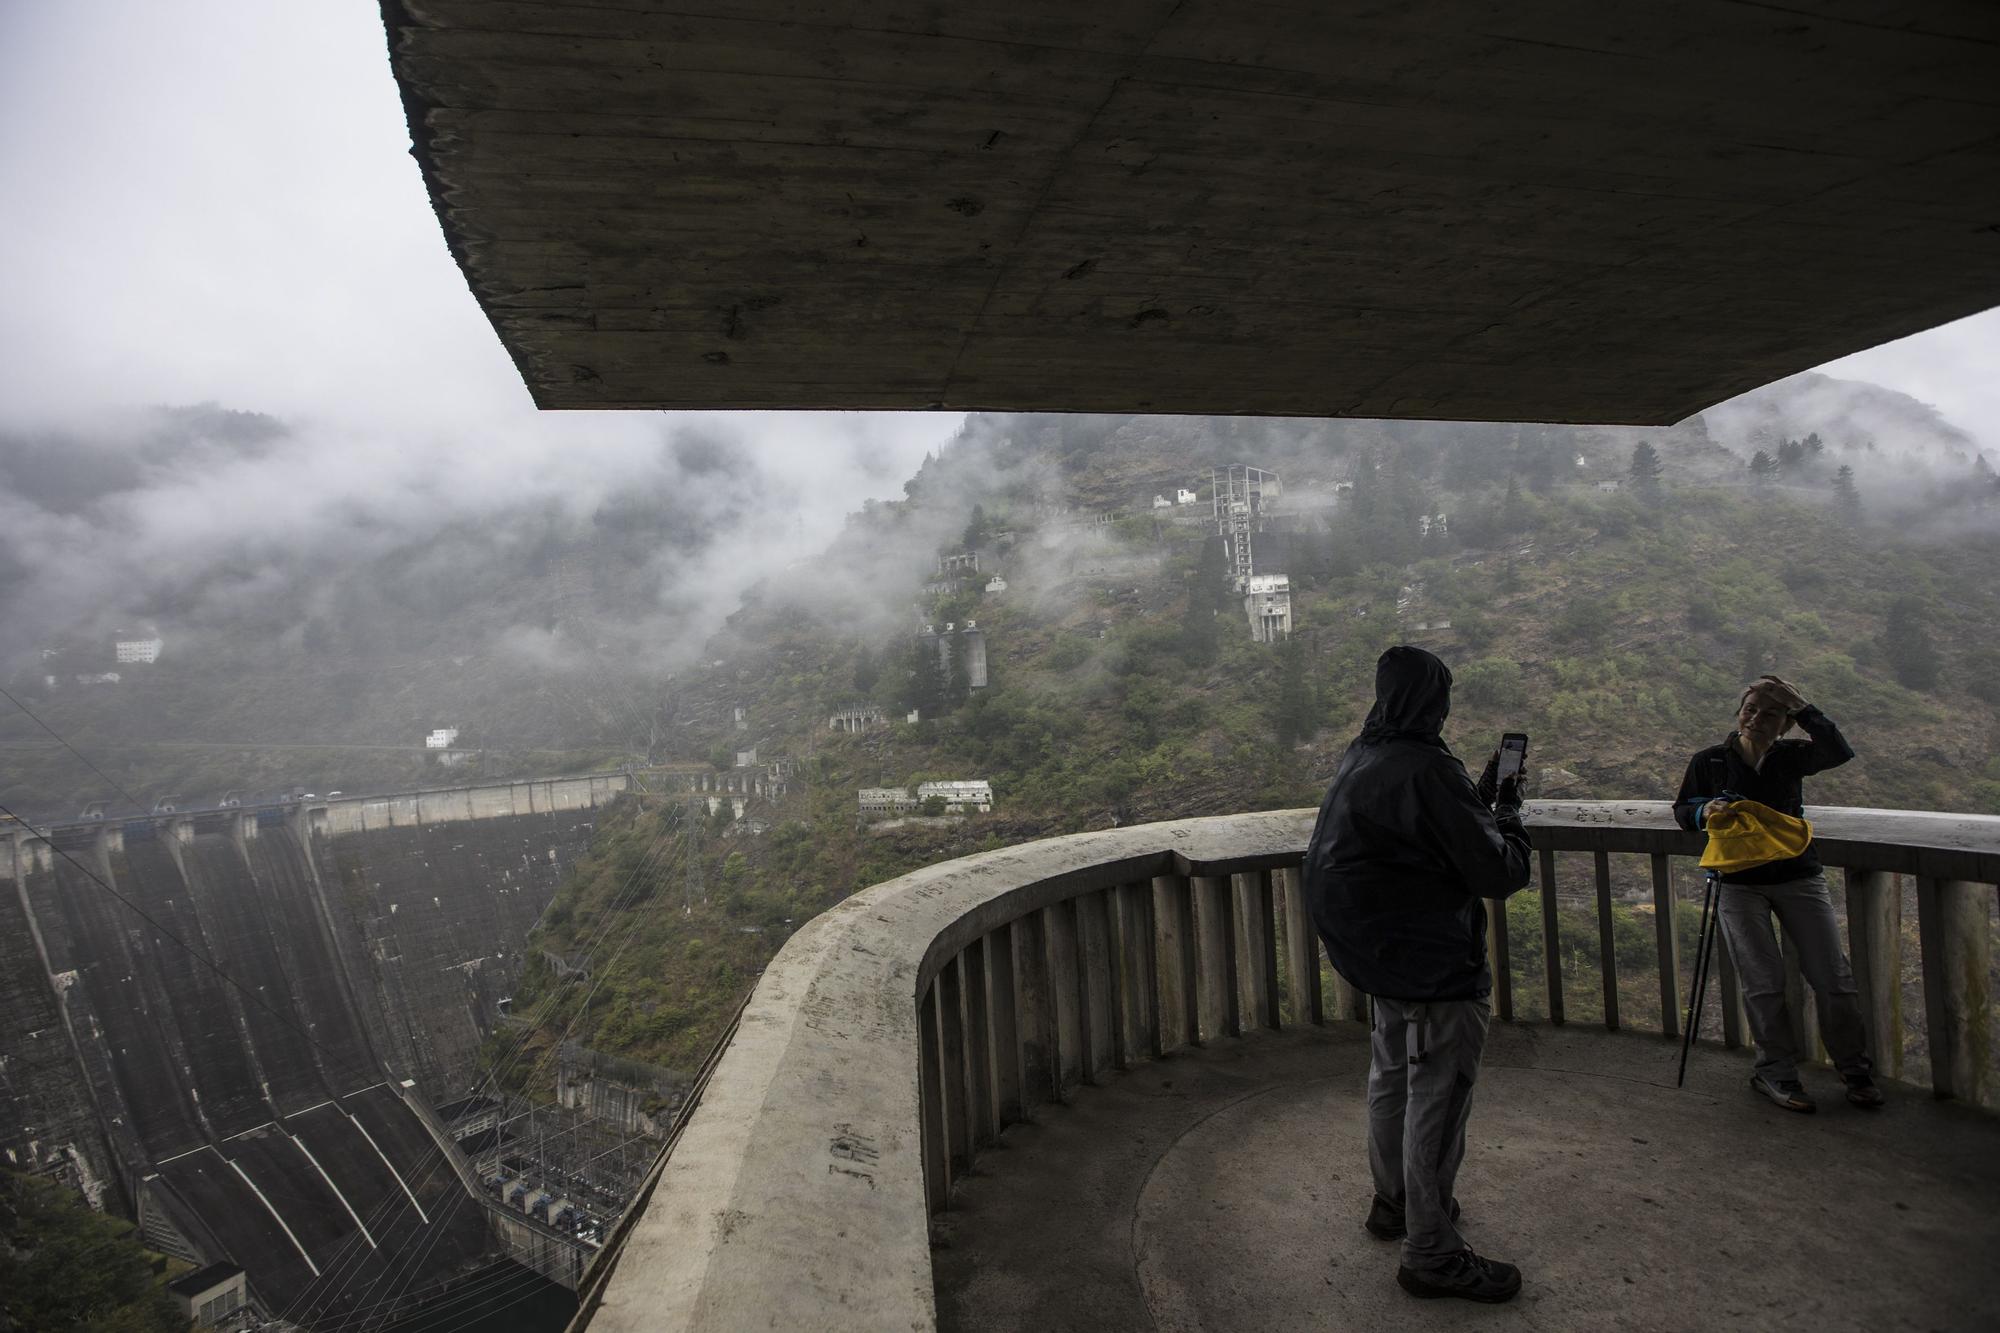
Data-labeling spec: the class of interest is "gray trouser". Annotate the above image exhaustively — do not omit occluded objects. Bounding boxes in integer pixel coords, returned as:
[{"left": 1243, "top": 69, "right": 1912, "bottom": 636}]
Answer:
[
  {"left": 1368, "top": 997, "right": 1490, "bottom": 1270},
  {"left": 1716, "top": 872, "right": 1872, "bottom": 1083}
]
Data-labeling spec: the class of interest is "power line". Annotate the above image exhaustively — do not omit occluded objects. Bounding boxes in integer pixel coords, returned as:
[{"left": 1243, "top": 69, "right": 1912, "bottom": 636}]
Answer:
[{"left": 0, "top": 683, "right": 149, "bottom": 809}]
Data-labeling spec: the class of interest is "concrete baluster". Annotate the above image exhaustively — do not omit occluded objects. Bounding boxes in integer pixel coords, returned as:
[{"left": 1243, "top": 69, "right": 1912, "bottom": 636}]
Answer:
[
  {"left": 920, "top": 980, "right": 950, "bottom": 1213},
  {"left": 1594, "top": 851, "right": 1620, "bottom": 1031},
  {"left": 1276, "top": 864, "right": 1323, "bottom": 1027},
  {"left": 1232, "top": 871, "right": 1279, "bottom": 1032},
  {"left": 938, "top": 956, "right": 972, "bottom": 1171},
  {"left": 1842, "top": 869, "right": 1901, "bottom": 1080},
  {"left": 1132, "top": 882, "right": 1162, "bottom": 1058},
  {"left": 1075, "top": 893, "right": 1115, "bottom": 1083},
  {"left": 1012, "top": 909, "right": 1057, "bottom": 1110},
  {"left": 1040, "top": 903, "right": 1084, "bottom": 1099},
  {"left": 985, "top": 925, "right": 1024, "bottom": 1127},
  {"left": 1152, "top": 874, "right": 1198, "bottom": 1052},
  {"left": 1915, "top": 877, "right": 1993, "bottom": 1102},
  {"left": 1191, "top": 874, "right": 1239, "bottom": 1042},
  {"left": 1105, "top": 882, "right": 1155, "bottom": 1063},
  {"left": 1539, "top": 848, "right": 1564, "bottom": 1024},
  {"left": 959, "top": 947, "right": 996, "bottom": 1146},
  {"left": 1652, "top": 854, "right": 1679, "bottom": 1039}
]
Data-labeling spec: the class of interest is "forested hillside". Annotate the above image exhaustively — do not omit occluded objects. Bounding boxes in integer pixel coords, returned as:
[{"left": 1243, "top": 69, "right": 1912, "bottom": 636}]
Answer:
[{"left": 497, "top": 386, "right": 2000, "bottom": 1084}]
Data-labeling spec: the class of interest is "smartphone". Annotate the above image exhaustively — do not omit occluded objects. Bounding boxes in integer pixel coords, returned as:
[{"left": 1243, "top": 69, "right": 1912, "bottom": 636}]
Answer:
[{"left": 1497, "top": 732, "right": 1529, "bottom": 783}]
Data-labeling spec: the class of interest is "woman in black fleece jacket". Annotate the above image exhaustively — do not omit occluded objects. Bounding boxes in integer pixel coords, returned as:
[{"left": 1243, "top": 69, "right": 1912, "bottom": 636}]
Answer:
[{"left": 1673, "top": 674, "right": 1883, "bottom": 1112}]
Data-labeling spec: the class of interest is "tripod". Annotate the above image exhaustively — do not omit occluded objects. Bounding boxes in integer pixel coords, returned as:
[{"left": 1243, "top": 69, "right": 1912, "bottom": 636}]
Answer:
[{"left": 1677, "top": 870, "right": 1723, "bottom": 1088}]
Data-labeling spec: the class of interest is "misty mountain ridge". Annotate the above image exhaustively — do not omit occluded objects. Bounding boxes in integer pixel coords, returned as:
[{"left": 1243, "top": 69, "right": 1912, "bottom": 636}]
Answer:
[{"left": 4, "top": 379, "right": 1998, "bottom": 818}]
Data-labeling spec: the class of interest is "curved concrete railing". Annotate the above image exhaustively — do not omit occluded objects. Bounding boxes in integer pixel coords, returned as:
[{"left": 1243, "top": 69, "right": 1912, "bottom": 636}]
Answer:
[{"left": 575, "top": 802, "right": 2000, "bottom": 1332}]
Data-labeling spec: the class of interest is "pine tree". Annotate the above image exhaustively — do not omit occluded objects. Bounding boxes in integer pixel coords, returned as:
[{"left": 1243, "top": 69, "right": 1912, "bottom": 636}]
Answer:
[
  {"left": 1748, "top": 450, "right": 1778, "bottom": 484},
  {"left": 1882, "top": 597, "right": 1942, "bottom": 691},
  {"left": 1777, "top": 438, "right": 1806, "bottom": 473},
  {"left": 1272, "top": 634, "right": 1317, "bottom": 747},
  {"left": 1832, "top": 464, "right": 1862, "bottom": 518},
  {"left": 1628, "top": 440, "right": 1664, "bottom": 501}
]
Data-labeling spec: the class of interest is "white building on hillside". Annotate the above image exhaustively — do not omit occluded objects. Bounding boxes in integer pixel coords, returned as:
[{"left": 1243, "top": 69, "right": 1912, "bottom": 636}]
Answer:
[
  {"left": 1176, "top": 488, "right": 1198, "bottom": 505},
  {"left": 859, "top": 787, "right": 917, "bottom": 816},
  {"left": 916, "top": 779, "right": 993, "bottom": 813},
  {"left": 115, "top": 633, "right": 163, "bottom": 664},
  {"left": 426, "top": 728, "right": 461, "bottom": 749}
]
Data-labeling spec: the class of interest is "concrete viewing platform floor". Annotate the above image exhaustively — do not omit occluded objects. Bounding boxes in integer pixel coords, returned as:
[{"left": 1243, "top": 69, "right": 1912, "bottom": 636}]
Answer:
[{"left": 931, "top": 1022, "right": 2000, "bottom": 1332}]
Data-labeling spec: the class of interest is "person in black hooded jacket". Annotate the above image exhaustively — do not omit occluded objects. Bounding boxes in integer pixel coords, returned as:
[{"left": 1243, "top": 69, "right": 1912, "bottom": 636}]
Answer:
[{"left": 1305, "top": 645, "right": 1533, "bottom": 1304}]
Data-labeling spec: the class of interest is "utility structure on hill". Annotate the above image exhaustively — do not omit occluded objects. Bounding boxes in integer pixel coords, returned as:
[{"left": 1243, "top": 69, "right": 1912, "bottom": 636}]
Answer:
[{"left": 1210, "top": 466, "right": 1280, "bottom": 593}]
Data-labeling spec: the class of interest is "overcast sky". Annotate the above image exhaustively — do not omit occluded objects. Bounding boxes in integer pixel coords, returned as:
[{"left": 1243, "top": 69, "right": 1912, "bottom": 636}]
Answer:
[{"left": 0, "top": 2, "right": 1995, "bottom": 556}]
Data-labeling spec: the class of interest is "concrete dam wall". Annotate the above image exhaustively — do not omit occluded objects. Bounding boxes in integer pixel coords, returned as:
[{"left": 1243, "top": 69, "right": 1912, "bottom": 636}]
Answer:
[{"left": 0, "top": 773, "right": 624, "bottom": 1324}]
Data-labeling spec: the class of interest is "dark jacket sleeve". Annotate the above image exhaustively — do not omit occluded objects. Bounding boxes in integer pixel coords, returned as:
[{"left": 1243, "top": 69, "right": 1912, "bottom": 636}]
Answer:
[
  {"left": 1673, "top": 753, "right": 1712, "bottom": 833},
  {"left": 1786, "top": 705, "right": 1855, "bottom": 777},
  {"left": 1419, "top": 760, "right": 1533, "bottom": 900}
]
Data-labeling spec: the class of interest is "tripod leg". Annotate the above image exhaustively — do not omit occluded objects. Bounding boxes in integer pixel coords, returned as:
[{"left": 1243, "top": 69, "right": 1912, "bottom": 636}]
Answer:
[{"left": 1678, "top": 875, "right": 1718, "bottom": 1088}]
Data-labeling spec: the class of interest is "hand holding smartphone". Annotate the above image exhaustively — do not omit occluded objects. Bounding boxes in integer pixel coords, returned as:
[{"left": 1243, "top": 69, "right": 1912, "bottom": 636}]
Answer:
[{"left": 1495, "top": 732, "right": 1529, "bottom": 803}]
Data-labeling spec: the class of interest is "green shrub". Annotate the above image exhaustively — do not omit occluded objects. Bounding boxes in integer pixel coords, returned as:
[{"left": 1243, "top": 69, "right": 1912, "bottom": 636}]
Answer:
[{"left": 1456, "top": 658, "right": 1526, "bottom": 709}]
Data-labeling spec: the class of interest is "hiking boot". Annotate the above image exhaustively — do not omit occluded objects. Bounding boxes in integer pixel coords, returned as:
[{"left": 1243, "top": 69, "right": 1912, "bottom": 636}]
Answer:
[
  {"left": 1397, "top": 1248, "right": 1522, "bottom": 1303},
  {"left": 1364, "top": 1194, "right": 1461, "bottom": 1241},
  {"left": 1843, "top": 1073, "right": 1885, "bottom": 1108},
  {"left": 1750, "top": 1072, "right": 1816, "bottom": 1113}
]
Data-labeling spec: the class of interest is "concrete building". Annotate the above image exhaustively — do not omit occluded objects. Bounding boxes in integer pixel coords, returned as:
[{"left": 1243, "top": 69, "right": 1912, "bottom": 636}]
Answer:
[
  {"left": 168, "top": 1262, "right": 248, "bottom": 1330},
  {"left": 829, "top": 705, "right": 886, "bottom": 733},
  {"left": 984, "top": 574, "right": 1007, "bottom": 594},
  {"left": 734, "top": 747, "right": 758, "bottom": 768},
  {"left": 859, "top": 787, "right": 917, "bottom": 817},
  {"left": 1176, "top": 488, "right": 1198, "bottom": 505},
  {"left": 915, "top": 780, "right": 993, "bottom": 813},
  {"left": 114, "top": 632, "right": 163, "bottom": 664},
  {"left": 425, "top": 728, "right": 460, "bottom": 749},
  {"left": 1244, "top": 574, "right": 1292, "bottom": 644},
  {"left": 937, "top": 551, "right": 979, "bottom": 575}
]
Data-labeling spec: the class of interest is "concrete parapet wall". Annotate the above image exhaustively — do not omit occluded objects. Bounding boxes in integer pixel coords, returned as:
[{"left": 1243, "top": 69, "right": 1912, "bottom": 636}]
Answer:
[
  {"left": 316, "top": 773, "right": 629, "bottom": 836},
  {"left": 583, "top": 811, "right": 1309, "bottom": 1332},
  {"left": 580, "top": 802, "right": 2000, "bottom": 1332}
]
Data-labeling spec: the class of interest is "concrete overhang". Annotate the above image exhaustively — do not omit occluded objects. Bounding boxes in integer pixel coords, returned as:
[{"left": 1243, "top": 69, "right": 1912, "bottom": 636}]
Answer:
[{"left": 381, "top": 2, "right": 2000, "bottom": 423}]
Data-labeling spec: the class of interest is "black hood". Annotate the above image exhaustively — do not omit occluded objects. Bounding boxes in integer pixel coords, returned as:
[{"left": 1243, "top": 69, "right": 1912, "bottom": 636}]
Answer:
[{"left": 1358, "top": 645, "right": 1452, "bottom": 745}]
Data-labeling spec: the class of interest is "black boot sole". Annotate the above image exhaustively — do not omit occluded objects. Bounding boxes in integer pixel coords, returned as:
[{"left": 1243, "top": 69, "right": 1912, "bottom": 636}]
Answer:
[{"left": 1397, "top": 1268, "right": 1521, "bottom": 1303}]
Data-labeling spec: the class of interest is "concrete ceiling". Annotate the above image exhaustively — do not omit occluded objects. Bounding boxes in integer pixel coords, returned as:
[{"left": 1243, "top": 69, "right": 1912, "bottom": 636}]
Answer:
[{"left": 382, "top": 1, "right": 2000, "bottom": 423}]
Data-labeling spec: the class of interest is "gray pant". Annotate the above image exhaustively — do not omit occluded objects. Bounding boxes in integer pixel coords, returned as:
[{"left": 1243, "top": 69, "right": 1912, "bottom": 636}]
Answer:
[
  {"left": 1717, "top": 872, "right": 1872, "bottom": 1083},
  {"left": 1368, "top": 997, "right": 1490, "bottom": 1270}
]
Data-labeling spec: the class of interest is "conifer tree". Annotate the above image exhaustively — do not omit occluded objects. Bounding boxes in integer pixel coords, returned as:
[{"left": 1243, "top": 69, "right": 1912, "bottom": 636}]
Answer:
[
  {"left": 1832, "top": 464, "right": 1862, "bottom": 518},
  {"left": 1628, "top": 440, "right": 1664, "bottom": 501},
  {"left": 1882, "top": 597, "right": 1941, "bottom": 691},
  {"left": 1748, "top": 450, "right": 1778, "bottom": 484}
]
